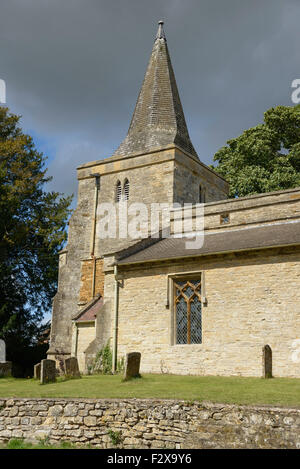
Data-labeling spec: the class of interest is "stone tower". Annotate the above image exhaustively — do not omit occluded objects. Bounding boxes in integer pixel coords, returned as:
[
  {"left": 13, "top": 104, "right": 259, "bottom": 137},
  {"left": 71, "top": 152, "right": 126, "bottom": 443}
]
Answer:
[{"left": 48, "top": 21, "right": 228, "bottom": 368}]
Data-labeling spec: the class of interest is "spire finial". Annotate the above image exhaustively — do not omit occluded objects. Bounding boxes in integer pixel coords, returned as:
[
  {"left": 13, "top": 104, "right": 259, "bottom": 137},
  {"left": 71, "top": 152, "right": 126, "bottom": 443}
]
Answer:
[{"left": 156, "top": 20, "right": 166, "bottom": 40}]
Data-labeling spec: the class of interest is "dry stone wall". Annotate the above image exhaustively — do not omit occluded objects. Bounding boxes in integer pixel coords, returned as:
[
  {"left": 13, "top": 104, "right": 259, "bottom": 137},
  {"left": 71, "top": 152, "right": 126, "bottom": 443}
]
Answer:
[{"left": 0, "top": 398, "right": 299, "bottom": 449}]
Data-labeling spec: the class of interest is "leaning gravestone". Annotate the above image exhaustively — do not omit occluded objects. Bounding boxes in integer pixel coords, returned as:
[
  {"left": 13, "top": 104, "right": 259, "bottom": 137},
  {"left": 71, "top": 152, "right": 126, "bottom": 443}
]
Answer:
[
  {"left": 64, "top": 357, "right": 81, "bottom": 378},
  {"left": 40, "top": 359, "right": 56, "bottom": 384},
  {"left": 262, "top": 344, "right": 272, "bottom": 379},
  {"left": 34, "top": 362, "right": 41, "bottom": 380},
  {"left": 0, "top": 339, "right": 12, "bottom": 377},
  {"left": 124, "top": 352, "right": 141, "bottom": 381}
]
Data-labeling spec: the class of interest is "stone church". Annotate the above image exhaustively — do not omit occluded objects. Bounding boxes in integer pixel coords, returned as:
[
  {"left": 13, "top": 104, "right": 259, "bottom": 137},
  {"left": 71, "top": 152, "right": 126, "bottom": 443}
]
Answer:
[{"left": 48, "top": 22, "right": 300, "bottom": 378}]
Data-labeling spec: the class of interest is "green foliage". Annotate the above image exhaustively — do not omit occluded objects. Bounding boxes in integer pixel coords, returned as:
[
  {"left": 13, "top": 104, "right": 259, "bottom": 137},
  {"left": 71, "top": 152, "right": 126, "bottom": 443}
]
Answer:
[
  {"left": 212, "top": 104, "right": 300, "bottom": 197},
  {"left": 0, "top": 106, "right": 72, "bottom": 376},
  {"left": 3, "top": 438, "right": 85, "bottom": 449},
  {"left": 5, "top": 437, "right": 53, "bottom": 449},
  {"left": 91, "top": 341, "right": 113, "bottom": 374},
  {"left": 90, "top": 341, "right": 125, "bottom": 375},
  {"left": 108, "top": 429, "right": 123, "bottom": 446},
  {"left": 6, "top": 438, "right": 28, "bottom": 449}
]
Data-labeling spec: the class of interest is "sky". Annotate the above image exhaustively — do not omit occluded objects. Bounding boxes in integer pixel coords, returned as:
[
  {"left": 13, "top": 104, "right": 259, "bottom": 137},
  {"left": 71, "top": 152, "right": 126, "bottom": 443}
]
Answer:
[{"left": 1, "top": 0, "right": 300, "bottom": 203}]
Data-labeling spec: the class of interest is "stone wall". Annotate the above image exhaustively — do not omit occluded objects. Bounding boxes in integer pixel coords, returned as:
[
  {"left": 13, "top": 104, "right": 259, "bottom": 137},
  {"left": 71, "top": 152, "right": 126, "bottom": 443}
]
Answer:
[
  {"left": 76, "top": 324, "right": 96, "bottom": 372},
  {"left": 79, "top": 258, "right": 105, "bottom": 305},
  {"left": 0, "top": 398, "right": 299, "bottom": 449},
  {"left": 48, "top": 177, "right": 96, "bottom": 361},
  {"left": 173, "top": 148, "right": 228, "bottom": 205},
  {"left": 49, "top": 144, "right": 227, "bottom": 365},
  {"left": 171, "top": 187, "right": 300, "bottom": 235},
  {"left": 111, "top": 246, "right": 300, "bottom": 378}
]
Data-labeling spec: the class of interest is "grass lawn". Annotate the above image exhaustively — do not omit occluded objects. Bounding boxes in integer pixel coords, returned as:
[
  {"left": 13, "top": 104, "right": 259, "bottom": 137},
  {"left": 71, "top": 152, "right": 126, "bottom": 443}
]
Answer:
[
  {"left": 0, "top": 439, "right": 83, "bottom": 449},
  {"left": 0, "top": 374, "right": 299, "bottom": 407}
]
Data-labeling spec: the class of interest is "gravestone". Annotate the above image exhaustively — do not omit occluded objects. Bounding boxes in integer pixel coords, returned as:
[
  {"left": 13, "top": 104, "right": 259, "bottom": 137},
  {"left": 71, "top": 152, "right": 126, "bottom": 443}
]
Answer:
[
  {"left": 124, "top": 352, "right": 141, "bottom": 381},
  {"left": 64, "top": 357, "right": 81, "bottom": 378},
  {"left": 262, "top": 345, "right": 272, "bottom": 379},
  {"left": 0, "top": 339, "right": 12, "bottom": 376},
  {"left": 34, "top": 362, "right": 41, "bottom": 380},
  {"left": 40, "top": 359, "right": 56, "bottom": 384},
  {"left": 0, "top": 362, "right": 12, "bottom": 377},
  {"left": 0, "top": 339, "right": 5, "bottom": 362}
]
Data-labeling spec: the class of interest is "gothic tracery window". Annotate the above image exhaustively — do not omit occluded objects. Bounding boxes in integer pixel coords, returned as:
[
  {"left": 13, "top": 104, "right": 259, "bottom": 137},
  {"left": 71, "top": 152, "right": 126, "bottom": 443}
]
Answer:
[{"left": 174, "top": 279, "right": 202, "bottom": 344}]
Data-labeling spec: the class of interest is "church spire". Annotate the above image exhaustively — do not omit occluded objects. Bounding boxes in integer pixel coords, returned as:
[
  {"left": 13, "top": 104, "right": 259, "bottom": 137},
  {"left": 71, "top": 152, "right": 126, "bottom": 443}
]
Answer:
[{"left": 113, "top": 21, "right": 198, "bottom": 158}]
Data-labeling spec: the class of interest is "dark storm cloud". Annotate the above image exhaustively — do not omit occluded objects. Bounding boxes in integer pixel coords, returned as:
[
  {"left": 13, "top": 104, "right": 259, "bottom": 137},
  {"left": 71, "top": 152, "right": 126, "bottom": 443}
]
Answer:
[{"left": 1, "top": 0, "right": 300, "bottom": 198}]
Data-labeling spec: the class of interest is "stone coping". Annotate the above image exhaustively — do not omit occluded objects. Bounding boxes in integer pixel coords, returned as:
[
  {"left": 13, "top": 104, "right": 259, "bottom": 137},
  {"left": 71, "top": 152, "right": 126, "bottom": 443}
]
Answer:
[
  {"left": 76, "top": 144, "right": 228, "bottom": 184},
  {"left": 0, "top": 397, "right": 299, "bottom": 412},
  {"left": 172, "top": 186, "right": 300, "bottom": 212},
  {"left": 77, "top": 145, "right": 198, "bottom": 170}
]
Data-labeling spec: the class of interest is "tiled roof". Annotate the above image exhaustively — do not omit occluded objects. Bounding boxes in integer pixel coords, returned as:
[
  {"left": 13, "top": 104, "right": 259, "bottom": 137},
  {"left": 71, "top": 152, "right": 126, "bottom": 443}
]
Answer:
[
  {"left": 73, "top": 297, "right": 103, "bottom": 323},
  {"left": 113, "top": 21, "right": 198, "bottom": 158},
  {"left": 116, "top": 221, "right": 300, "bottom": 265}
]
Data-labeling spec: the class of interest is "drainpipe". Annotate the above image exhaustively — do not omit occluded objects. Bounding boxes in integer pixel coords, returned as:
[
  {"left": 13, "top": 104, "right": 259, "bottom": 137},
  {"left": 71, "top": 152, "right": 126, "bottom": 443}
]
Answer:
[
  {"left": 71, "top": 321, "right": 79, "bottom": 358},
  {"left": 91, "top": 174, "right": 100, "bottom": 298},
  {"left": 112, "top": 264, "right": 119, "bottom": 374},
  {"left": 74, "top": 324, "right": 79, "bottom": 357}
]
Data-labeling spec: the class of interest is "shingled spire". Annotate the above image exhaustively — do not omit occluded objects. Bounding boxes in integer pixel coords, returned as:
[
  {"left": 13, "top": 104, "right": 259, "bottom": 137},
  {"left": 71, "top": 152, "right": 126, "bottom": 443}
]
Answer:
[{"left": 113, "top": 21, "right": 198, "bottom": 158}]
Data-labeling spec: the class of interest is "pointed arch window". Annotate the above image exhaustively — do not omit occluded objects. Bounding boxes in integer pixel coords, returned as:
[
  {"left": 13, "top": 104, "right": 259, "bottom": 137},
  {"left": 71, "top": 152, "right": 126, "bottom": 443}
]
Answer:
[
  {"left": 116, "top": 180, "right": 122, "bottom": 202},
  {"left": 174, "top": 279, "right": 202, "bottom": 344},
  {"left": 123, "top": 179, "right": 130, "bottom": 201}
]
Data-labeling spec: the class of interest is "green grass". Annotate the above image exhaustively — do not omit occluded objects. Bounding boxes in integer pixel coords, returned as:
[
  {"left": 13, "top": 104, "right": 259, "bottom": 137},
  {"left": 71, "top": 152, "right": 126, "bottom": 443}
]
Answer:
[
  {"left": 0, "top": 438, "right": 91, "bottom": 449},
  {"left": 0, "top": 374, "right": 299, "bottom": 407}
]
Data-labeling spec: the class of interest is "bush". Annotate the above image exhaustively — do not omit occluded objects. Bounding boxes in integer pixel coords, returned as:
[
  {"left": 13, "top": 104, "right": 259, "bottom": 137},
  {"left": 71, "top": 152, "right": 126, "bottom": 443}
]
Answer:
[
  {"left": 89, "top": 341, "right": 124, "bottom": 375},
  {"left": 91, "top": 341, "right": 112, "bottom": 374}
]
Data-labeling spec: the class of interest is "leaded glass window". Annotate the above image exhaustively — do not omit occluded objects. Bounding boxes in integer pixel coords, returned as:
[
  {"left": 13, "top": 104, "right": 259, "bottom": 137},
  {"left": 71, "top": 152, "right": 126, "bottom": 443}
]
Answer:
[{"left": 174, "top": 279, "right": 202, "bottom": 344}]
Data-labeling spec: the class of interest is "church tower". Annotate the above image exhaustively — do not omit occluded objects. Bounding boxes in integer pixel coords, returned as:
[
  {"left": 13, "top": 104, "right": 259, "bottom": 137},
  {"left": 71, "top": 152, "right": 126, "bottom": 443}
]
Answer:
[{"left": 48, "top": 22, "right": 228, "bottom": 369}]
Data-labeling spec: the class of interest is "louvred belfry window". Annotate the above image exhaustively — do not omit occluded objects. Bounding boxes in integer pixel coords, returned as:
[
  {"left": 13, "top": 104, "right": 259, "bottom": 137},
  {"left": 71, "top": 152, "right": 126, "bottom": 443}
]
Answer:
[
  {"left": 116, "top": 181, "right": 122, "bottom": 202},
  {"left": 199, "top": 185, "right": 206, "bottom": 203},
  {"left": 124, "top": 179, "right": 129, "bottom": 201},
  {"left": 174, "top": 279, "right": 202, "bottom": 344}
]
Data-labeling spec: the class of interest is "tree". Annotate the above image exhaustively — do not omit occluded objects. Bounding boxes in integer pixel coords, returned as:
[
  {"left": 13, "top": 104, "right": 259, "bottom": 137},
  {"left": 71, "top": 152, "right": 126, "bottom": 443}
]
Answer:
[
  {"left": 0, "top": 106, "right": 72, "bottom": 376},
  {"left": 212, "top": 105, "right": 300, "bottom": 198}
]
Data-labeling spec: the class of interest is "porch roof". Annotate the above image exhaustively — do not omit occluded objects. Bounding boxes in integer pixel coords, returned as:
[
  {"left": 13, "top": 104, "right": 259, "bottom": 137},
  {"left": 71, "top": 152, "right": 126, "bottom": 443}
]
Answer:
[{"left": 73, "top": 296, "right": 103, "bottom": 323}]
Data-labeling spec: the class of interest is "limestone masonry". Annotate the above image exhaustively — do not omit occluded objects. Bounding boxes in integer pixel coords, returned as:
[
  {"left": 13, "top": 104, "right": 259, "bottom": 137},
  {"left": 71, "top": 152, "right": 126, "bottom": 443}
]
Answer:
[
  {"left": 48, "top": 22, "right": 300, "bottom": 378},
  {"left": 0, "top": 398, "right": 299, "bottom": 449}
]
